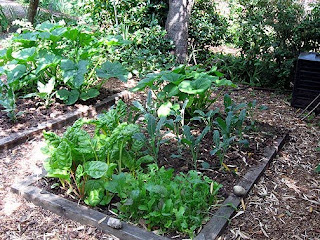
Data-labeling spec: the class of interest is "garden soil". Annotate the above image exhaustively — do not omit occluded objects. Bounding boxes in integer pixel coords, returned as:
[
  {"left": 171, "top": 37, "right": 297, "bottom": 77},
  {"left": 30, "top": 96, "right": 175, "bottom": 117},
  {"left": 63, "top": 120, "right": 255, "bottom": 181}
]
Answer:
[{"left": 0, "top": 88, "right": 319, "bottom": 240}]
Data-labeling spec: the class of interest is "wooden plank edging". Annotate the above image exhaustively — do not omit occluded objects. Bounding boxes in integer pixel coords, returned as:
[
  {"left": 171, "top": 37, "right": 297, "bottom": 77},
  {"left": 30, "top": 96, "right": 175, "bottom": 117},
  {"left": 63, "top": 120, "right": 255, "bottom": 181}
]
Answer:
[{"left": 195, "top": 133, "right": 289, "bottom": 240}]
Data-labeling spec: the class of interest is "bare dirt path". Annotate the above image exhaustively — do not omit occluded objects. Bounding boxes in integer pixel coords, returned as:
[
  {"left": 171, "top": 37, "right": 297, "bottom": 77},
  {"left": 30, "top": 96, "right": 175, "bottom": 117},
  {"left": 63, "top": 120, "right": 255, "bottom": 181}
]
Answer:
[{"left": 0, "top": 0, "right": 27, "bottom": 19}]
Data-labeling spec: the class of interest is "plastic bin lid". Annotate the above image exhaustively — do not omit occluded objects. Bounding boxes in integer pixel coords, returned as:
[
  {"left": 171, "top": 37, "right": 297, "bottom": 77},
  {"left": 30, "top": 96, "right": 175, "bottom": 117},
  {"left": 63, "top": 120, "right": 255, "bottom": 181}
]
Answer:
[{"left": 298, "top": 52, "right": 320, "bottom": 62}]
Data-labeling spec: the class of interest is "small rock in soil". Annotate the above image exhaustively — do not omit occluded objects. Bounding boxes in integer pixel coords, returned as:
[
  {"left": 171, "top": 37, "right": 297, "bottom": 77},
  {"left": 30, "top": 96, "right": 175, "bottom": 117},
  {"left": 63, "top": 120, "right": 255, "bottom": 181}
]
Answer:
[
  {"left": 233, "top": 185, "right": 246, "bottom": 197},
  {"left": 107, "top": 217, "right": 122, "bottom": 229}
]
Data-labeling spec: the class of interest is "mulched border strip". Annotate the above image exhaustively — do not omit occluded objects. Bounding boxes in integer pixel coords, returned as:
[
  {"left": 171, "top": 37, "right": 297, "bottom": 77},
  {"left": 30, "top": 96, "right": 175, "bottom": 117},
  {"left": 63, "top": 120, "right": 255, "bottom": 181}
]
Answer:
[
  {"left": 0, "top": 91, "right": 129, "bottom": 152},
  {"left": 11, "top": 133, "right": 288, "bottom": 240},
  {"left": 195, "top": 133, "right": 289, "bottom": 240}
]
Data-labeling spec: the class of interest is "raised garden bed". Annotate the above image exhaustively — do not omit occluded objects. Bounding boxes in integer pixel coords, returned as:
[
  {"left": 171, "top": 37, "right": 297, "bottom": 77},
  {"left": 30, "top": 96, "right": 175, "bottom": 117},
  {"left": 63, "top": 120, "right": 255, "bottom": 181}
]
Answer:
[
  {"left": 0, "top": 90, "right": 130, "bottom": 151},
  {"left": 11, "top": 130, "right": 288, "bottom": 239}
]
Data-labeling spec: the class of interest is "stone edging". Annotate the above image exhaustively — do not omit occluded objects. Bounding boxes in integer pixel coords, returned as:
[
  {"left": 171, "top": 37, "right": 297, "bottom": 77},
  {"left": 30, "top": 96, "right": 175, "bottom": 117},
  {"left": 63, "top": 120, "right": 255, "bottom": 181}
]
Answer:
[
  {"left": 0, "top": 91, "right": 129, "bottom": 152},
  {"left": 11, "top": 133, "right": 288, "bottom": 240}
]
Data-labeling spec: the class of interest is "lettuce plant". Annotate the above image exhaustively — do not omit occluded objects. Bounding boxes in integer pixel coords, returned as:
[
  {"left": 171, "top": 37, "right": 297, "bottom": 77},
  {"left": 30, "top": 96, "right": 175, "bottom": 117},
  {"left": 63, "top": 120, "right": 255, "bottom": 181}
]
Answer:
[{"left": 105, "top": 164, "right": 222, "bottom": 238}]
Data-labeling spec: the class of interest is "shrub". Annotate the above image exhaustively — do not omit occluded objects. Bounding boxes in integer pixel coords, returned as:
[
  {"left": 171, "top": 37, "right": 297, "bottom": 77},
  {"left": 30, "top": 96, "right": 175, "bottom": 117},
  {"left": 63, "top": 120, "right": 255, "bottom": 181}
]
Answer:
[{"left": 224, "top": 0, "right": 320, "bottom": 88}]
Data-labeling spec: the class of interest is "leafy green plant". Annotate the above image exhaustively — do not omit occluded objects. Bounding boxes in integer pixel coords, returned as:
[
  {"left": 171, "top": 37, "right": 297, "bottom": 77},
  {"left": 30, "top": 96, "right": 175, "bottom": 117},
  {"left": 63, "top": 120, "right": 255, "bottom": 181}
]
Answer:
[
  {"left": 132, "top": 97, "right": 168, "bottom": 163},
  {"left": 210, "top": 129, "right": 235, "bottom": 167},
  {"left": 210, "top": 94, "right": 250, "bottom": 167},
  {"left": 0, "top": 64, "right": 27, "bottom": 121},
  {"left": 132, "top": 65, "right": 235, "bottom": 117},
  {"left": 181, "top": 125, "right": 210, "bottom": 169},
  {"left": 105, "top": 164, "right": 222, "bottom": 238},
  {"left": 191, "top": 108, "right": 220, "bottom": 129},
  {"left": 0, "top": 21, "right": 129, "bottom": 118},
  {"left": 42, "top": 100, "right": 151, "bottom": 204},
  {"left": 0, "top": 5, "right": 9, "bottom": 32},
  {"left": 224, "top": 0, "right": 320, "bottom": 88}
]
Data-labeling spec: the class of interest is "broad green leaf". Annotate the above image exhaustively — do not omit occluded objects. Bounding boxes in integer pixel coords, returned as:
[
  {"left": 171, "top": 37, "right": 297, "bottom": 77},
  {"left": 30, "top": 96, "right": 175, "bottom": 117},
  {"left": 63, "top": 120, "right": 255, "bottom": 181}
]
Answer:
[
  {"left": 13, "top": 32, "right": 38, "bottom": 44},
  {"left": 178, "top": 77, "right": 211, "bottom": 94},
  {"left": 161, "top": 72, "right": 185, "bottom": 84},
  {"left": 80, "top": 88, "right": 100, "bottom": 101},
  {"left": 157, "top": 102, "right": 172, "bottom": 117},
  {"left": 84, "top": 161, "right": 109, "bottom": 179},
  {"left": 37, "top": 32, "right": 50, "bottom": 40},
  {"left": 63, "top": 28, "right": 80, "bottom": 41},
  {"left": 61, "top": 59, "right": 88, "bottom": 89},
  {"left": 51, "top": 27, "right": 68, "bottom": 37},
  {"left": 56, "top": 89, "right": 80, "bottom": 105},
  {"left": 37, "top": 78, "right": 55, "bottom": 94},
  {"left": 36, "top": 21, "right": 58, "bottom": 31},
  {"left": 6, "top": 64, "right": 26, "bottom": 85},
  {"left": 36, "top": 53, "right": 60, "bottom": 74},
  {"left": 96, "top": 61, "right": 128, "bottom": 83},
  {"left": 12, "top": 47, "right": 36, "bottom": 61},
  {"left": 74, "top": 129, "right": 94, "bottom": 154},
  {"left": 84, "top": 179, "right": 104, "bottom": 206},
  {"left": 43, "top": 131, "right": 61, "bottom": 148},
  {"left": 51, "top": 140, "right": 72, "bottom": 169},
  {"left": 162, "top": 83, "right": 180, "bottom": 97}
]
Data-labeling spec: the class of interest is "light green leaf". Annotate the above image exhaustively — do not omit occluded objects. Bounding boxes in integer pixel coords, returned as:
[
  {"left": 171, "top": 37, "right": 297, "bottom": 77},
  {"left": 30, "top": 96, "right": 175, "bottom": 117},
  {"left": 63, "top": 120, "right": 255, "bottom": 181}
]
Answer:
[
  {"left": 12, "top": 47, "right": 36, "bottom": 61},
  {"left": 157, "top": 102, "right": 172, "bottom": 117},
  {"left": 37, "top": 77, "right": 55, "bottom": 94},
  {"left": 84, "top": 161, "right": 109, "bottom": 179},
  {"left": 96, "top": 61, "right": 128, "bottom": 83}
]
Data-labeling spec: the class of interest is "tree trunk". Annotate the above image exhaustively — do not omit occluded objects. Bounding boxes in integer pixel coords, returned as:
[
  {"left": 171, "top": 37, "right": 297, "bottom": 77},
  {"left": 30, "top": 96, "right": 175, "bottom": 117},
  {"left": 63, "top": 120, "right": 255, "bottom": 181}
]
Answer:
[
  {"left": 27, "top": 0, "right": 39, "bottom": 24},
  {"left": 165, "top": 0, "right": 194, "bottom": 63}
]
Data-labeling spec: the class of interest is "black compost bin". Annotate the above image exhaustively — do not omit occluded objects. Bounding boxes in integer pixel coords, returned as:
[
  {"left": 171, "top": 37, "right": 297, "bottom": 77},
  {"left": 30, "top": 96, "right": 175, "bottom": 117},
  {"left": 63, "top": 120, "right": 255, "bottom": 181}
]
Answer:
[{"left": 291, "top": 52, "right": 320, "bottom": 113}]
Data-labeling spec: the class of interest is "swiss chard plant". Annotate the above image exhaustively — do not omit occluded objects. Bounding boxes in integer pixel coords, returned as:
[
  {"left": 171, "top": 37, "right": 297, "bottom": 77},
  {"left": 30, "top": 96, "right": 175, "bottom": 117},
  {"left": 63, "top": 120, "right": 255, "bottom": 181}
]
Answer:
[{"left": 42, "top": 100, "right": 152, "bottom": 205}]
